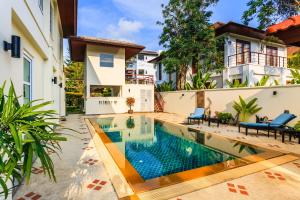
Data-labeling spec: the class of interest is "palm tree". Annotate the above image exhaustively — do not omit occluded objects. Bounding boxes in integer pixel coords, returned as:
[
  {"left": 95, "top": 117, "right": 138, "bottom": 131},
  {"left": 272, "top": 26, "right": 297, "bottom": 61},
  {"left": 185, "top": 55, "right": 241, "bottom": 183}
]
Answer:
[
  {"left": 233, "top": 96, "right": 262, "bottom": 122},
  {"left": 291, "top": 69, "right": 300, "bottom": 84}
]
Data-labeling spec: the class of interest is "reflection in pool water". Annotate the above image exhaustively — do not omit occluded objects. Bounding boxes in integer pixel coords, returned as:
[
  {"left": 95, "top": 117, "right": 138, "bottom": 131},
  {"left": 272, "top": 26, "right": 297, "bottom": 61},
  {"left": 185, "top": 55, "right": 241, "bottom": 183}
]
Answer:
[{"left": 96, "top": 116, "right": 271, "bottom": 180}]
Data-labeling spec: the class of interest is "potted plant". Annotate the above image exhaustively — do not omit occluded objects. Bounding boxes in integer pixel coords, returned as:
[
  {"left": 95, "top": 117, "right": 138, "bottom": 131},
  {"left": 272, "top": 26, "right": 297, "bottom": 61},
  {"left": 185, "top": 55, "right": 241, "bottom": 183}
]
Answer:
[
  {"left": 126, "top": 97, "right": 135, "bottom": 114},
  {"left": 0, "top": 81, "right": 66, "bottom": 199},
  {"left": 126, "top": 117, "right": 135, "bottom": 129},
  {"left": 233, "top": 96, "right": 262, "bottom": 122}
]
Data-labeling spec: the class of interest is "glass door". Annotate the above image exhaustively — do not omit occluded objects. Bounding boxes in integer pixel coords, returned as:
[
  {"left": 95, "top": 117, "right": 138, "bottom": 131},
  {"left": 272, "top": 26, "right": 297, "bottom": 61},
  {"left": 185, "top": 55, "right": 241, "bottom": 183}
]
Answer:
[
  {"left": 23, "top": 55, "right": 32, "bottom": 104},
  {"left": 236, "top": 40, "right": 251, "bottom": 65},
  {"left": 266, "top": 46, "right": 278, "bottom": 67}
]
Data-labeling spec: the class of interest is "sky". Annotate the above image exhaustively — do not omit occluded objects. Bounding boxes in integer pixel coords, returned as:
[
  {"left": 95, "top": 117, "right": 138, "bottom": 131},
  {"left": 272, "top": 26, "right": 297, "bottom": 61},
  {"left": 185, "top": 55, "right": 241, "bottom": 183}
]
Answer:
[{"left": 65, "top": 0, "right": 259, "bottom": 56}]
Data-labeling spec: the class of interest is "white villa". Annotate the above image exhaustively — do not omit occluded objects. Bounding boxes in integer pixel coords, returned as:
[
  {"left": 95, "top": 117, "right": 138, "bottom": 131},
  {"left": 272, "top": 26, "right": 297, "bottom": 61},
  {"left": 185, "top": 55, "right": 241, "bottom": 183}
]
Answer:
[
  {"left": 126, "top": 50, "right": 158, "bottom": 84},
  {"left": 0, "top": 0, "right": 77, "bottom": 118},
  {"left": 69, "top": 36, "right": 154, "bottom": 115},
  {"left": 151, "top": 21, "right": 298, "bottom": 88}
]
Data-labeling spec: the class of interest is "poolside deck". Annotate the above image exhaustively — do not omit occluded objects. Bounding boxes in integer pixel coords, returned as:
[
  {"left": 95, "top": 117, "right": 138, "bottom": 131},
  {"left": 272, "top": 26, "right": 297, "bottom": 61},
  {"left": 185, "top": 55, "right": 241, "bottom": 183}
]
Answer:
[{"left": 14, "top": 113, "right": 300, "bottom": 200}]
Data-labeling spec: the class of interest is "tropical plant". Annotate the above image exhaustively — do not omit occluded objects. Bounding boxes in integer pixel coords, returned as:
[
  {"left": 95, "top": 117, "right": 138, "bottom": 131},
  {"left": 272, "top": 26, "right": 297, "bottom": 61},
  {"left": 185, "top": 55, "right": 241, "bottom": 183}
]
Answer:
[
  {"left": 156, "top": 81, "right": 174, "bottom": 92},
  {"left": 290, "top": 69, "right": 300, "bottom": 84},
  {"left": 217, "top": 112, "right": 234, "bottom": 124},
  {"left": 0, "top": 81, "right": 66, "bottom": 198},
  {"left": 233, "top": 96, "right": 262, "bottom": 122},
  {"left": 242, "top": 0, "right": 299, "bottom": 30},
  {"left": 255, "top": 75, "right": 270, "bottom": 86},
  {"left": 158, "top": 0, "right": 219, "bottom": 90},
  {"left": 185, "top": 71, "right": 217, "bottom": 90},
  {"left": 226, "top": 78, "right": 248, "bottom": 88},
  {"left": 288, "top": 52, "right": 300, "bottom": 69},
  {"left": 294, "top": 121, "right": 300, "bottom": 131},
  {"left": 126, "top": 97, "right": 135, "bottom": 113}
]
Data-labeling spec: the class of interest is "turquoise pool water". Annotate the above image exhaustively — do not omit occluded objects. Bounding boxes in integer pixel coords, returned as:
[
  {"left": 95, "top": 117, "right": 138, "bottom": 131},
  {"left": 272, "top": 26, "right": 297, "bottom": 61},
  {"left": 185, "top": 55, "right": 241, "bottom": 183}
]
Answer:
[{"left": 96, "top": 116, "right": 267, "bottom": 180}]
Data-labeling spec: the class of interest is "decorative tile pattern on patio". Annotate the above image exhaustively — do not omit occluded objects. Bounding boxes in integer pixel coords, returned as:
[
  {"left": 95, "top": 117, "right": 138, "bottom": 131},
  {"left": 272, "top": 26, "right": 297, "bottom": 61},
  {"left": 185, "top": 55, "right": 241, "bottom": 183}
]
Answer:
[
  {"left": 17, "top": 192, "right": 42, "bottom": 200},
  {"left": 87, "top": 179, "right": 107, "bottom": 191},
  {"left": 264, "top": 171, "right": 286, "bottom": 180},
  {"left": 83, "top": 159, "right": 99, "bottom": 166},
  {"left": 31, "top": 167, "right": 44, "bottom": 174},
  {"left": 227, "top": 183, "right": 249, "bottom": 196}
]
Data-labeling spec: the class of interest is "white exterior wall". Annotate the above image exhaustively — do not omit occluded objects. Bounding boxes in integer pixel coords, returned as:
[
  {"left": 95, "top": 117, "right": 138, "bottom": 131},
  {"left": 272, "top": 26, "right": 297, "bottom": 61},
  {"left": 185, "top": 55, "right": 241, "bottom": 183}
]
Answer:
[
  {"left": 85, "top": 84, "right": 154, "bottom": 115},
  {"left": 0, "top": 0, "right": 65, "bottom": 118},
  {"left": 85, "top": 45, "right": 154, "bottom": 115}
]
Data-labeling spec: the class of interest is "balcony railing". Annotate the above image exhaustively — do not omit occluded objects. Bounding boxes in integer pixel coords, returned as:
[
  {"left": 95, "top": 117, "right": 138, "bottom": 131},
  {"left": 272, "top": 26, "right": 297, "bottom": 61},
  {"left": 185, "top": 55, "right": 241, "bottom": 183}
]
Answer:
[
  {"left": 125, "top": 70, "right": 154, "bottom": 84},
  {"left": 227, "top": 52, "right": 287, "bottom": 68}
]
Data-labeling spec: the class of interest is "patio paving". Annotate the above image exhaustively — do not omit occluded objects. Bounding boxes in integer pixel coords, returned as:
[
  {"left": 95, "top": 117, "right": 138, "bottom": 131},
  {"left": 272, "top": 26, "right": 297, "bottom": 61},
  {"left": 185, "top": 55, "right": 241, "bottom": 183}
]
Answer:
[{"left": 14, "top": 113, "right": 300, "bottom": 200}]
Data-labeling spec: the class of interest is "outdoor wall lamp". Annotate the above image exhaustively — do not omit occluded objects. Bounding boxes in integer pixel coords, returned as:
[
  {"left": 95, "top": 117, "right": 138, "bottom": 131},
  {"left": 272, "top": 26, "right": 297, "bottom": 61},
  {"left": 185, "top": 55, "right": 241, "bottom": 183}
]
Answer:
[
  {"left": 128, "top": 89, "right": 131, "bottom": 93},
  {"left": 273, "top": 91, "right": 278, "bottom": 96},
  {"left": 59, "top": 83, "right": 63, "bottom": 88},
  {"left": 182, "top": 93, "right": 185, "bottom": 97},
  {"left": 3, "top": 35, "right": 21, "bottom": 58},
  {"left": 52, "top": 77, "right": 57, "bottom": 84}
]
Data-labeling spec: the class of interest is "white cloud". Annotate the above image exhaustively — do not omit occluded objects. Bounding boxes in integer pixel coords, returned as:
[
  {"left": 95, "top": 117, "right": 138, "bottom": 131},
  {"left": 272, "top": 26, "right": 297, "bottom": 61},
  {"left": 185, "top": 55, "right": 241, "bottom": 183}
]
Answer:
[{"left": 104, "top": 18, "right": 143, "bottom": 42}]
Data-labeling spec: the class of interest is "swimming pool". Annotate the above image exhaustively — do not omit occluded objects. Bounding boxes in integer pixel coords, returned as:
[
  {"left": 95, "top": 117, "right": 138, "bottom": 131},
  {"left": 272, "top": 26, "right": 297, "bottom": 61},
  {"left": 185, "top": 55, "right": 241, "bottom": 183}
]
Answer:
[{"left": 90, "top": 115, "right": 284, "bottom": 191}]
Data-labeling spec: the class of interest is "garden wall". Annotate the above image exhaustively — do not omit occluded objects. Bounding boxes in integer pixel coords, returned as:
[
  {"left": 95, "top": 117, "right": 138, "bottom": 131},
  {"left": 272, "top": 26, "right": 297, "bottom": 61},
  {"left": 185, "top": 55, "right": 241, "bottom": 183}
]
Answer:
[{"left": 161, "top": 85, "right": 300, "bottom": 123}]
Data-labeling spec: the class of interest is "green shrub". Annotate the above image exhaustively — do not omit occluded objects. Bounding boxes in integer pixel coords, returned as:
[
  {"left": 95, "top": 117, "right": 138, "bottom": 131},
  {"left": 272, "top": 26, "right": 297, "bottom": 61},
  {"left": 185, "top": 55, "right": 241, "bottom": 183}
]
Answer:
[
  {"left": 217, "top": 112, "right": 234, "bottom": 124},
  {"left": 0, "top": 81, "right": 66, "bottom": 198},
  {"left": 294, "top": 121, "right": 300, "bottom": 131},
  {"left": 233, "top": 96, "right": 262, "bottom": 122}
]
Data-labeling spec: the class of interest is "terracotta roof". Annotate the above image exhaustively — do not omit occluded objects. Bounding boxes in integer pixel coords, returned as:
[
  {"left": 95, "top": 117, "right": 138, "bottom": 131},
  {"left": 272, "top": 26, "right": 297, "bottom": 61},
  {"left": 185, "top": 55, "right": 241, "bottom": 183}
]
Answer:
[
  {"left": 58, "top": 0, "right": 78, "bottom": 38},
  {"left": 267, "top": 15, "right": 300, "bottom": 47},
  {"left": 69, "top": 36, "right": 145, "bottom": 62},
  {"left": 267, "top": 15, "right": 300, "bottom": 34}
]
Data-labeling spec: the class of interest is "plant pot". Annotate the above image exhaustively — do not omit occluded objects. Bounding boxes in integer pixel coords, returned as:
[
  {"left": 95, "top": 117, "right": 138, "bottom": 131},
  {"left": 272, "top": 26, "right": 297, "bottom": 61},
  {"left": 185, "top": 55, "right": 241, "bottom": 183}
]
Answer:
[{"left": 128, "top": 109, "right": 133, "bottom": 114}]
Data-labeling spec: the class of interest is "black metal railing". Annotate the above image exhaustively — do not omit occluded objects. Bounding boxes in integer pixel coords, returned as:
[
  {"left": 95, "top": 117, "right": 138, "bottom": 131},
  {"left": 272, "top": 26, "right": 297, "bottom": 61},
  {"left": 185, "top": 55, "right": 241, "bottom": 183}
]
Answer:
[{"left": 227, "top": 52, "right": 287, "bottom": 68}]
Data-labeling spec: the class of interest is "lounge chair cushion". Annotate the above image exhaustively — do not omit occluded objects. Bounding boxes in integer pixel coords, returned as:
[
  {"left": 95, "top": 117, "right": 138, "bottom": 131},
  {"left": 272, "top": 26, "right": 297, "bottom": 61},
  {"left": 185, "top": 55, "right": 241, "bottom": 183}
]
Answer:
[
  {"left": 189, "top": 108, "right": 205, "bottom": 119},
  {"left": 270, "top": 113, "right": 296, "bottom": 126},
  {"left": 239, "top": 122, "right": 269, "bottom": 128}
]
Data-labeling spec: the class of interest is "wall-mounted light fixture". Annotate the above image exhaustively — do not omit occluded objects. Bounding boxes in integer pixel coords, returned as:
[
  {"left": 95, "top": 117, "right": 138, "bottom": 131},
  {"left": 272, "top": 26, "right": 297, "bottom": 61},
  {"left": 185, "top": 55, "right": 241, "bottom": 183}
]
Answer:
[
  {"left": 128, "top": 89, "right": 131, "bottom": 93},
  {"left": 273, "top": 91, "right": 277, "bottom": 96},
  {"left": 59, "top": 83, "right": 63, "bottom": 88},
  {"left": 182, "top": 93, "right": 185, "bottom": 97},
  {"left": 3, "top": 35, "right": 21, "bottom": 58},
  {"left": 52, "top": 77, "right": 57, "bottom": 84}
]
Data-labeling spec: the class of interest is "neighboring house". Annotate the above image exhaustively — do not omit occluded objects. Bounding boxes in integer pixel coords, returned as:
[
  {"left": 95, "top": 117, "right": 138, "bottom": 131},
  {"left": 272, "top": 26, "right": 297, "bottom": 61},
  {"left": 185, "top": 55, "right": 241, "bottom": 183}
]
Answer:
[
  {"left": 0, "top": 0, "right": 77, "bottom": 118},
  {"left": 69, "top": 36, "right": 154, "bottom": 115},
  {"left": 127, "top": 50, "right": 158, "bottom": 84},
  {"left": 151, "top": 21, "right": 299, "bottom": 88},
  {"left": 214, "top": 21, "right": 292, "bottom": 87}
]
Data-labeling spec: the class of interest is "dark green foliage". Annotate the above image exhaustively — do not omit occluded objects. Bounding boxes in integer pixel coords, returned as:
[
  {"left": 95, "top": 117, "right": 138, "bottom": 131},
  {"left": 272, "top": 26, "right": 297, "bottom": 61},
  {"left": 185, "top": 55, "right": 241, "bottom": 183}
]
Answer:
[
  {"left": 217, "top": 112, "right": 234, "bottom": 124},
  {"left": 242, "top": 0, "right": 299, "bottom": 30},
  {"left": 158, "top": 0, "right": 219, "bottom": 90},
  {"left": 288, "top": 52, "right": 300, "bottom": 69},
  {"left": 156, "top": 81, "right": 175, "bottom": 92},
  {"left": 185, "top": 71, "right": 217, "bottom": 90},
  {"left": 0, "top": 81, "right": 66, "bottom": 198}
]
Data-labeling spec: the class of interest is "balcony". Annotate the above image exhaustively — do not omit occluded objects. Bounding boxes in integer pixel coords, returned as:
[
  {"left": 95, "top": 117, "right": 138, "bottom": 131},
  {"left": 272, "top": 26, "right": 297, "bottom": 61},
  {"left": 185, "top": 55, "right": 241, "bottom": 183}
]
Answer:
[
  {"left": 227, "top": 52, "right": 287, "bottom": 68},
  {"left": 125, "top": 69, "right": 154, "bottom": 84}
]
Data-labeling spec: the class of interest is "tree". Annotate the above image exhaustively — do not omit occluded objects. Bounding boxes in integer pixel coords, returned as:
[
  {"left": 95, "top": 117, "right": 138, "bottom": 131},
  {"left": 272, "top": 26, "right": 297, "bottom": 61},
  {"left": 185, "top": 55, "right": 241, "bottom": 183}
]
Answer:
[
  {"left": 158, "top": 0, "right": 219, "bottom": 90},
  {"left": 242, "top": 0, "right": 300, "bottom": 30},
  {"left": 64, "top": 49, "right": 84, "bottom": 113},
  {"left": 288, "top": 52, "right": 300, "bottom": 69}
]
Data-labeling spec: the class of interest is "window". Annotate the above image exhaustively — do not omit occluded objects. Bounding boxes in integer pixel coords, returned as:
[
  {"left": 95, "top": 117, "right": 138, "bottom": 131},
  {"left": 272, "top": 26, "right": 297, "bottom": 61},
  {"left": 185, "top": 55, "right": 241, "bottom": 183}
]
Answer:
[
  {"left": 266, "top": 46, "right": 278, "bottom": 67},
  {"left": 138, "top": 69, "right": 145, "bottom": 75},
  {"left": 100, "top": 54, "right": 114, "bottom": 67},
  {"left": 138, "top": 54, "right": 144, "bottom": 61},
  {"left": 90, "top": 86, "right": 120, "bottom": 97},
  {"left": 50, "top": 4, "right": 54, "bottom": 35},
  {"left": 236, "top": 40, "right": 251, "bottom": 64},
  {"left": 23, "top": 56, "right": 32, "bottom": 104},
  {"left": 38, "top": 0, "right": 43, "bottom": 13}
]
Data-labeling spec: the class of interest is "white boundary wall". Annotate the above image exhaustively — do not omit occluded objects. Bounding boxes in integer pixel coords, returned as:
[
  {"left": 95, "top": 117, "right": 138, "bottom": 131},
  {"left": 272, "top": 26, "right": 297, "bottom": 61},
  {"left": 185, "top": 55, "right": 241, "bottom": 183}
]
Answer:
[{"left": 161, "top": 85, "right": 300, "bottom": 123}]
